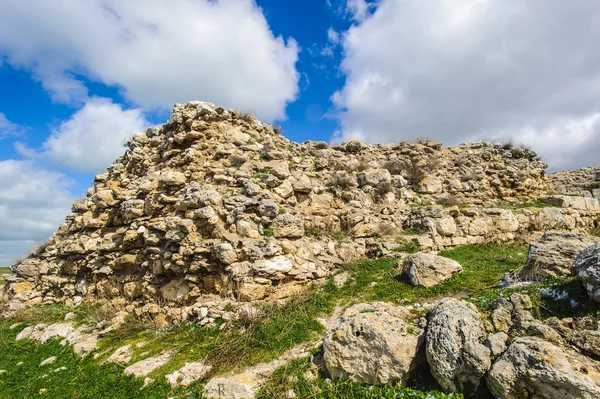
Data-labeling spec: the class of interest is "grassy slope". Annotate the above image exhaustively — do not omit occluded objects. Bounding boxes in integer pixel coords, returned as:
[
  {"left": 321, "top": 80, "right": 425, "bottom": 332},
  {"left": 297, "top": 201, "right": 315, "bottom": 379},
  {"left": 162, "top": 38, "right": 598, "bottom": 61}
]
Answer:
[{"left": 1, "top": 242, "right": 598, "bottom": 398}]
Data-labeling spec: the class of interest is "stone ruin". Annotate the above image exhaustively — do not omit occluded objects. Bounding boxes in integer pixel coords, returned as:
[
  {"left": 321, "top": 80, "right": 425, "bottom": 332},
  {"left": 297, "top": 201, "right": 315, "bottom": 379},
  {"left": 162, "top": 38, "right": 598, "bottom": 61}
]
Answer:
[{"left": 3, "top": 101, "right": 599, "bottom": 322}]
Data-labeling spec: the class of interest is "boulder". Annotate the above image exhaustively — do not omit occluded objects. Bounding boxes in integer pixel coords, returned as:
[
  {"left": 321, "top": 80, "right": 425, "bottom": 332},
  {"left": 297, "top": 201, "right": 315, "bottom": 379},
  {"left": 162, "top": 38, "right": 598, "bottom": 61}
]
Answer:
[
  {"left": 272, "top": 214, "right": 304, "bottom": 238},
  {"left": 571, "top": 243, "right": 600, "bottom": 302},
  {"left": 571, "top": 329, "right": 600, "bottom": 357},
  {"left": 106, "top": 344, "right": 133, "bottom": 364},
  {"left": 519, "top": 231, "right": 599, "bottom": 280},
  {"left": 124, "top": 351, "right": 172, "bottom": 378},
  {"left": 14, "top": 259, "right": 40, "bottom": 279},
  {"left": 486, "top": 337, "right": 600, "bottom": 399},
  {"left": 426, "top": 298, "right": 491, "bottom": 395},
  {"left": 416, "top": 176, "right": 443, "bottom": 194},
  {"left": 544, "top": 195, "right": 600, "bottom": 212},
  {"left": 16, "top": 323, "right": 75, "bottom": 344},
  {"left": 159, "top": 170, "right": 187, "bottom": 186},
  {"left": 251, "top": 256, "right": 293, "bottom": 276},
  {"left": 166, "top": 362, "right": 212, "bottom": 388},
  {"left": 323, "top": 302, "right": 425, "bottom": 386},
  {"left": 400, "top": 253, "right": 463, "bottom": 287},
  {"left": 161, "top": 279, "right": 190, "bottom": 301}
]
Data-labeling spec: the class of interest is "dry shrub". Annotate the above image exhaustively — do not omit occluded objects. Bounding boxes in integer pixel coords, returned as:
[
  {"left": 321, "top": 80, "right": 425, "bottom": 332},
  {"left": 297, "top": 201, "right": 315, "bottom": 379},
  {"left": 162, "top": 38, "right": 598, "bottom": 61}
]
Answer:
[
  {"left": 273, "top": 125, "right": 284, "bottom": 135},
  {"left": 235, "top": 109, "right": 256, "bottom": 123},
  {"left": 414, "top": 137, "right": 431, "bottom": 144},
  {"left": 387, "top": 157, "right": 441, "bottom": 184}
]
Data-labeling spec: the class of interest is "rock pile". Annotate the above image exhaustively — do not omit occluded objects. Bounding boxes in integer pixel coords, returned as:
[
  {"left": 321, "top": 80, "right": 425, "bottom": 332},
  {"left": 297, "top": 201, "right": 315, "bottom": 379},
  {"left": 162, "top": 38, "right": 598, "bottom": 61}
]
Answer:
[
  {"left": 323, "top": 294, "right": 600, "bottom": 399},
  {"left": 550, "top": 167, "right": 600, "bottom": 198},
  {"left": 2, "top": 101, "right": 598, "bottom": 321}
]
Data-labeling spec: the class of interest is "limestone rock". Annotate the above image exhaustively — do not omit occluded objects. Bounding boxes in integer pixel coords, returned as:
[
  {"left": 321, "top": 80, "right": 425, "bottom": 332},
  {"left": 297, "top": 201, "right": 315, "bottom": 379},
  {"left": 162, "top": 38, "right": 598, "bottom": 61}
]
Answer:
[
  {"left": 124, "top": 352, "right": 172, "bottom": 378},
  {"left": 571, "top": 329, "right": 600, "bottom": 357},
  {"left": 165, "top": 362, "right": 212, "bottom": 388},
  {"left": 323, "top": 302, "right": 425, "bottom": 385},
  {"left": 572, "top": 243, "right": 600, "bottom": 302},
  {"left": 161, "top": 279, "right": 190, "bottom": 301},
  {"left": 485, "top": 332, "right": 508, "bottom": 356},
  {"left": 544, "top": 195, "right": 600, "bottom": 212},
  {"left": 39, "top": 356, "right": 57, "bottom": 367},
  {"left": 426, "top": 298, "right": 491, "bottom": 395},
  {"left": 16, "top": 323, "right": 74, "bottom": 344},
  {"left": 272, "top": 214, "right": 304, "bottom": 238},
  {"left": 159, "top": 170, "right": 187, "bottom": 186},
  {"left": 400, "top": 253, "right": 462, "bottom": 287},
  {"left": 486, "top": 337, "right": 600, "bottom": 399},
  {"left": 252, "top": 256, "right": 293, "bottom": 276},
  {"left": 106, "top": 344, "right": 133, "bottom": 364},
  {"left": 60, "top": 327, "right": 98, "bottom": 355},
  {"left": 519, "top": 231, "right": 599, "bottom": 280}
]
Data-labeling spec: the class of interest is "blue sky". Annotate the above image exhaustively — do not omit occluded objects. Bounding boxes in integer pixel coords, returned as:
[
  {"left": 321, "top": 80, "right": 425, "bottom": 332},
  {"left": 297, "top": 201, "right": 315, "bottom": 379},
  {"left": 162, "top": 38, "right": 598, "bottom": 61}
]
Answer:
[{"left": 1, "top": 0, "right": 600, "bottom": 264}]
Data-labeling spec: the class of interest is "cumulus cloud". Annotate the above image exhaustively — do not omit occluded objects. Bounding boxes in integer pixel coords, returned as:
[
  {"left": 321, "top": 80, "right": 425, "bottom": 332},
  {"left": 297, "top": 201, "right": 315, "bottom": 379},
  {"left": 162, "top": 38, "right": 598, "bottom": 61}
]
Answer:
[
  {"left": 42, "top": 98, "right": 149, "bottom": 173},
  {"left": 0, "top": 113, "right": 22, "bottom": 139},
  {"left": 0, "top": 160, "right": 75, "bottom": 263},
  {"left": 0, "top": 0, "right": 299, "bottom": 121},
  {"left": 332, "top": 0, "right": 600, "bottom": 171}
]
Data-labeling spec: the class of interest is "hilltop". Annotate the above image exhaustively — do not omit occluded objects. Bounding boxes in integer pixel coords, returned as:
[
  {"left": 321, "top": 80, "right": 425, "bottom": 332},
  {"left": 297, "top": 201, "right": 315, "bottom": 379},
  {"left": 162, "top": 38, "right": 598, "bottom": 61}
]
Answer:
[{"left": 1, "top": 102, "right": 600, "bottom": 399}]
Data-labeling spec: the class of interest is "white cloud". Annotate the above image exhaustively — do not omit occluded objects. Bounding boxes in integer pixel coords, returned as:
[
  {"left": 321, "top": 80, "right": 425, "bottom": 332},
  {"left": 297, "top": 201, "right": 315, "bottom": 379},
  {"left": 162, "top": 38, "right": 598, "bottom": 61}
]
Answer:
[
  {"left": 0, "top": 113, "right": 22, "bottom": 139},
  {"left": 327, "top": 28, "right": 341, "bottom": 45},
  {"left": 332, "top": 0, "right": 600, "bottom": 171},
  {"left": 42, "top": 98, "right": 149, "bottom": 173},
  {"left": 346, "top": 0, "right": 374, "bottom": 22},
  {"left": 0, "top": 0, "right": 299, "bottom": 122},
  {"left": 0, "top": 160, "right": 75, "bottom": 263}
]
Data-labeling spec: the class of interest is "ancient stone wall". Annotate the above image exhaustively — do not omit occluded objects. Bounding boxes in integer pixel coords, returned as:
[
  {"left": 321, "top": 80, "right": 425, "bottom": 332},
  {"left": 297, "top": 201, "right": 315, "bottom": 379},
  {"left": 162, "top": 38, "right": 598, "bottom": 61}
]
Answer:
[
  {"left": 3, "top": 101, "right": 597, "bottom": 320},
  {"left": 550, "top": 166, "right": 600, "bottom": 198}
]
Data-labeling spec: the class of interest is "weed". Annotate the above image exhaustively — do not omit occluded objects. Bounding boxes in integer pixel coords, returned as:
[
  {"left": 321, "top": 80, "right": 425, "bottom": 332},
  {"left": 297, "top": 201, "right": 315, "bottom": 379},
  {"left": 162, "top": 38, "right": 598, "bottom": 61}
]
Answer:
[
  {"left": 305, "top": 225, "right": 322, "bottom": 238},
  {"left": 333, "top": 229, "right": 349, "bottom": 244},
  {"left": 236, "top": 109, "right": 256, "bottom": 123},
  {"left": 263, "top": 227, "right": 275, "bottom": 238},
  {"left": 414, "top": 137, "right": 432, "bottom": 144},
  {"left": 258, "top": 358, "right": 461, "bottom": 399},
  {"left": 394, "top": 237, "right": 420, "bottom": 254}
]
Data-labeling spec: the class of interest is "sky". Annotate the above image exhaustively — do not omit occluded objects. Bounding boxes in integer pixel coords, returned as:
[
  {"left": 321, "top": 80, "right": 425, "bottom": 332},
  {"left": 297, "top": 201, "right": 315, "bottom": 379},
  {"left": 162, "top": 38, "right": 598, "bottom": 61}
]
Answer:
[{"left": 1, "top": 0, "right": 600, "bottom": 264}]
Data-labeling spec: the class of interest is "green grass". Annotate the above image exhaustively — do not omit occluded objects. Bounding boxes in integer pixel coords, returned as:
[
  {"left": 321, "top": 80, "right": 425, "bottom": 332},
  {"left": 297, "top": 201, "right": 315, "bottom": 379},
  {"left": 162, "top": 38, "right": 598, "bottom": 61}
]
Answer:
[
  {"left": 258, "top": 358, "right": 462, "bottom": 399},
  {"left": 0, "top": 324, "right": 200, "bottom": 399},
  {"left": 2, "top": 242, "right": 588, "bottom": 399}
]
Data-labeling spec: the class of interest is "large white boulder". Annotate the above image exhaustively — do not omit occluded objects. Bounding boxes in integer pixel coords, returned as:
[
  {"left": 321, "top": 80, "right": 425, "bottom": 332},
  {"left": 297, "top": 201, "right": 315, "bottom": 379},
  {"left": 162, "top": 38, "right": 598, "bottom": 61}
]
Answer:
[
  {"left": 519, "top": 231, "right": 599, "bottom": 280},
  {"left": 323, "top": 302, "right": 426, "bottom": 385},
  {"left": 400, "top": 253, "right": 462, "bottom": 287},
  {"left": 426, "top": 298, "right": 491, "bottom": 395},
  {"left": 486, "top": 337, "right": 600, "bottom": 399}
]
